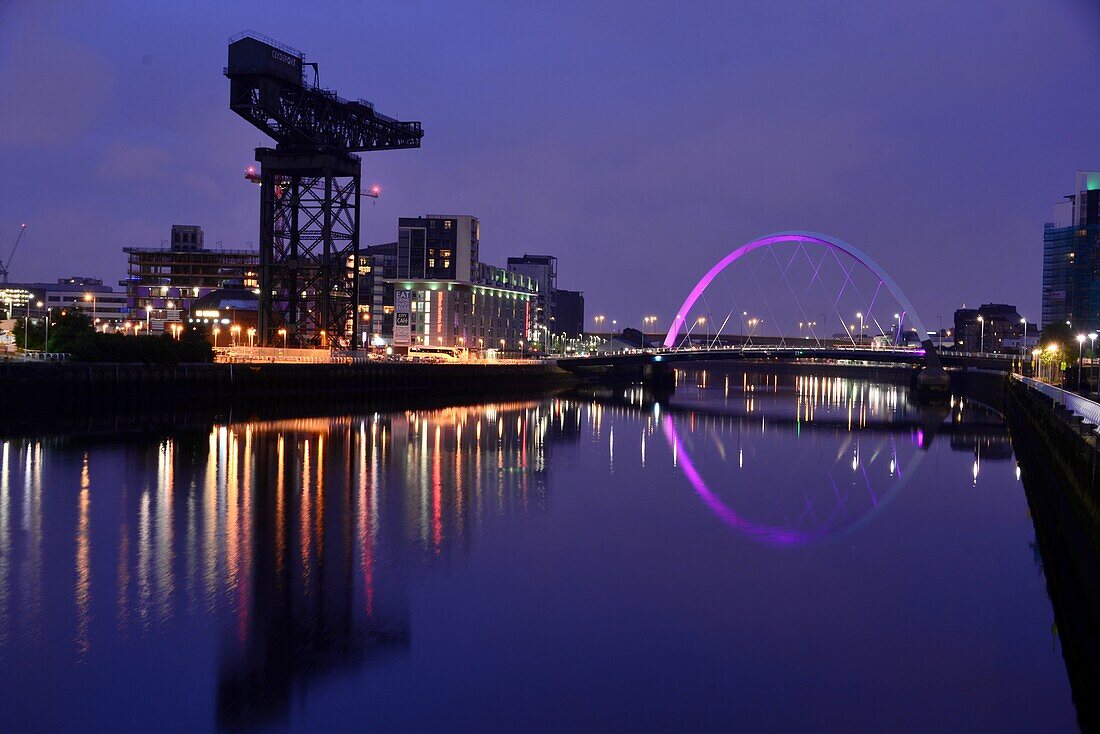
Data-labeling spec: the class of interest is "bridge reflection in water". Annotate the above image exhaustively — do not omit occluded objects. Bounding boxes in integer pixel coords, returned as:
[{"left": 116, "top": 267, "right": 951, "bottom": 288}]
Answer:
[
  {"left": 637, "top": 367, "right": 1011, "bottom": 545},
  {"left": 0, "top": 372, "right": 1068, "bottom": 731}
]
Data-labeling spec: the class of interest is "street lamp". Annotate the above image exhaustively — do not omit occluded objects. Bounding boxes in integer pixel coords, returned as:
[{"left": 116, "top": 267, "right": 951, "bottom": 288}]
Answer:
[
  {"left": 24, "top": 294, "right": 35, "bottom": 350},
  {"left": 1020, "top": 317, "right": 1027, "bottom": 359},
  {"left": 856, "top": 312, "right": 863, "bottom": 344},
  {"left": 83, "top": 292, "right": 96, "bottom": 322},
  {"left": 146, "top": 304, "right": 153, "bottom": 334},
  {"left": 1077, "top": 334, "right": 1086, "bottom": 392},
  {"left": 212, "top": 326, "right": 220, "bottom": 348},
  {"left": 247, "top": 327, "right": 256, "bottom": 348},
  {"left": 278, "top": 328, "right": 288, "bottom": 349},
  {"left": 977, "top": 315, "right": 984, "bottom": 353},
  {"left": 231, "top": 324, "right": 241, "bottom": 346},
  {"left": 44, "top": 307, "right": 51, "bottom": 350}
]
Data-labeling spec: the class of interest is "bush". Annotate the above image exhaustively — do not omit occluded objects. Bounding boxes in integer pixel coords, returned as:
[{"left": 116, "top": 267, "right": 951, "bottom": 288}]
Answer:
[{"left": 43, "top": 311, "right": 213, "bottom": 363}]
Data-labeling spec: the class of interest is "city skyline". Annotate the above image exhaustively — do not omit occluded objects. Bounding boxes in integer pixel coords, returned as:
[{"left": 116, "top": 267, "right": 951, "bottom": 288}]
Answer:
[{"left": 1, "top": 1, "right": 1098, "bottom": 329}]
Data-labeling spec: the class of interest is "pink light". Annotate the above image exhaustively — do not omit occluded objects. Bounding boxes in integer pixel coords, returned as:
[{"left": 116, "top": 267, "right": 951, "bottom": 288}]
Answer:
[{"left": 662, "top": 231, "right": 929, "bottom": 349}]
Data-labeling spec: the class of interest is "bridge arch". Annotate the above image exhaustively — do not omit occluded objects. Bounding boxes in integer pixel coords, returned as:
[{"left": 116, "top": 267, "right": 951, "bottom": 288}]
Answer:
[{"left": 662, "top": 231, "right": 939, "bottom": 368}]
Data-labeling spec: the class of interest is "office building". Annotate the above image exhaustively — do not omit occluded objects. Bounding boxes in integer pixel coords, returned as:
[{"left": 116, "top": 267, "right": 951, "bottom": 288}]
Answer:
[
  {"left": 506, "top": 254, "right": 585, "bottom": 347},
  {"left": 0, "top": 277, "right": 127, "bottom": 326},
  {"left": 1042, "top": 171, "right": 1100, "bottom": 329},
  {"left": 120, "top": 225, "right": 258, "bottom": 333},
  {"left": 954, "top": 303, "right": 1035, "bottom": 353},
  {"left": 359, "top": 216, "right": 538, "bottom": 352}
]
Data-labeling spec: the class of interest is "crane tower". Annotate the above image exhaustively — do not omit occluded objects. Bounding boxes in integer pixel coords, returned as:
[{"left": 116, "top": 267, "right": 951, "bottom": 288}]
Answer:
[{"left": 225, "top": 31, "right": 423, "bottom": 348}]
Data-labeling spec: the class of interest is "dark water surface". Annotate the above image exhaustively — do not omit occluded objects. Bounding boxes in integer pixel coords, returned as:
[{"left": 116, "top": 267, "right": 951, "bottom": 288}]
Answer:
[{"left": 0, "top": 369, "right": 1078, "bottom": 732}]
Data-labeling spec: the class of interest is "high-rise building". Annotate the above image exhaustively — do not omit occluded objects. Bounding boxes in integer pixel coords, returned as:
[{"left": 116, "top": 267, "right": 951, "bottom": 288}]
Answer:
[
  {"left": 121, "top": 225, "right": 258, "bottom": 333},
  {"left": 397, "top": 215, "right": 479, "bottom": 281},
  {"left": 506, "top": 254, "right": 585, "bottom": 347},
  {"left": 1042, "top": 171, "right": 1100, "bottom": 329},
  {"left": 359, "top": 216, "right": 537, "bottom": 352}
]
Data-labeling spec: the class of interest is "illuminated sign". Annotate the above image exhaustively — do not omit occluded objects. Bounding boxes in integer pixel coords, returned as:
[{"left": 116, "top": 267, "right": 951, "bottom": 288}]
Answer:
[{"left": 394, "top": 290, "right": 411, "bottom": 346}]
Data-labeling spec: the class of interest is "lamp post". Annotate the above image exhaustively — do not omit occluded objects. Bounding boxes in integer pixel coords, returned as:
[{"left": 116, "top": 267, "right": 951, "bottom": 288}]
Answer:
[
  {"left": 146, "top": 304, "right": 152, "bottom": 334},
  {"left": 856, "top": 312, "right": 863, "bottom": 344},
  {"left": 894, "top": 313, "right": 901, "bottom": 345},
  {"left": 44, "top": 307, "right": 51, "bottom": 350},
  {"left": 1091, "top": 332, "right": 1098, "bottom": 393},
  {"left": 83, "top": 292, "right": 96, "bottom": 323},
  {"left": 278, "top": 328, "right": 288, "bottom": 349},
  {"left": 247, "top": 327, "right": 256, "bottom": 348},
  {"left": 977, "top": 315, "right": 984, "bottom": 353},
  {"left": 1077, "top": 334, "right": 1087, "bottom": 392},
  {"left": 1020, "top": 317, "right": 1027, "bottom": 359},
  {"left": 231, "top": 324, "right": 241, "bottom": 346},
  {"left": 24, "top": 294, "right": 35, "bottom": 350},
  {"left": 212, "top": 326, "right": 220, "bottom": 348}
]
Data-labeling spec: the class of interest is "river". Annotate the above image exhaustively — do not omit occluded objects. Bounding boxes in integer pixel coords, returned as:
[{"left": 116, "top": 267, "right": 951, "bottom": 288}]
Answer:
[{"left": 0, "top": 367, "right": 1079, "bottom": 731}]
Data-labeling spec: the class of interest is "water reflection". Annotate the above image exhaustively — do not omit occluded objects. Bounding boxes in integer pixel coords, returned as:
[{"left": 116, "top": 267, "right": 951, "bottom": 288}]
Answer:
[
  {"left": 642, "top": 368, "right": 1012, "bottom": 544},
  {"left": 0, "top": 401, "right": 583, "bottom": 728},
  {"left": 0, "top": 376, "right": 1056, "bottom": 731}
]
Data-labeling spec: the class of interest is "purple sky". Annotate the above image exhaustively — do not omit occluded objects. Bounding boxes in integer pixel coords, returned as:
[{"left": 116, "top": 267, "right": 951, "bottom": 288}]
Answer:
[{"left": 1, "top": 0, "right": 1098, "bottom": 331}]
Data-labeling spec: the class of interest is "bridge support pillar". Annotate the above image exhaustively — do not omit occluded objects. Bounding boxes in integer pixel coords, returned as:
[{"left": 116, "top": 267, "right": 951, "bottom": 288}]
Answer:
[{"left": 916, "top": 338, "right": 950, "bottom": 402}]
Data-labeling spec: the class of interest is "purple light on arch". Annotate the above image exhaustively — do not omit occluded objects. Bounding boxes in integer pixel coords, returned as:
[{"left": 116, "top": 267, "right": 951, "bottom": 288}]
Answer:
[{"left": 662, "top": 231, "right": 929, "bottom": 349}]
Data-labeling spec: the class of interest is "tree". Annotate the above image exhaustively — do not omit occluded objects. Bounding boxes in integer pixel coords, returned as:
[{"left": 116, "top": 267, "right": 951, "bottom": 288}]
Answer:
[
  {"left": 12, "top": 317, "right": 46, "bottom": 351},
  {"left": 1038, "top": 321, "right": 1077, "bottom": 366},
  {"left": 46, "top": 310, "right": 94, "bottom": 353}
]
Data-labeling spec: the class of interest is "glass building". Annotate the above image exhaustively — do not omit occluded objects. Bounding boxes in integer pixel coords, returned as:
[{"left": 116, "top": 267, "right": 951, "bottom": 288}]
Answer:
[{"left": 1042, "top": 171, "right": 1100, "bottom": 329}]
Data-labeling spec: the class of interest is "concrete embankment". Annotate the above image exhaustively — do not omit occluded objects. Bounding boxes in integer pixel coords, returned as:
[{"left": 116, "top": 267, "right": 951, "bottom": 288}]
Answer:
[
  {"left": 0, "top": 361, "right": 578, "bottom": 415},
  {"left": 1006, "top": 378, "right": 1100, "bottom": 731}
]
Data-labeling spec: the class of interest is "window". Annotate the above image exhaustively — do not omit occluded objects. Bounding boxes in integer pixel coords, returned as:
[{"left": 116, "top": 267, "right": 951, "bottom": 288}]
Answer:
[{"left": 444, "top": 220, "right": 452, "bottom": 230}]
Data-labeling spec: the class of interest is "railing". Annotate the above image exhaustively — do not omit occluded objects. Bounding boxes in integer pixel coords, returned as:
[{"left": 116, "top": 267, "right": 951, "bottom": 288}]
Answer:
[{"left": 1014, "top": 374, "right": 1100, "bottom": 433}]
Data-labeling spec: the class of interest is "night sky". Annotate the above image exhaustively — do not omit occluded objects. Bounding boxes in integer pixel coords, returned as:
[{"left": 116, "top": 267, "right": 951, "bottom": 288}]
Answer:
[{"left": 1, "top": 0, "right": 1098, "bottom": 330}]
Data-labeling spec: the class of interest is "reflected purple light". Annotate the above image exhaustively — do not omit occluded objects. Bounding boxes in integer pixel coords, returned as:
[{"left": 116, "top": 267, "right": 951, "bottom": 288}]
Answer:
[
  {"left": 661, "top": 415, "right": 808, "bottom": 545},
  {"left": 661, "top": 413, "right": 922, "bottom": 546}
]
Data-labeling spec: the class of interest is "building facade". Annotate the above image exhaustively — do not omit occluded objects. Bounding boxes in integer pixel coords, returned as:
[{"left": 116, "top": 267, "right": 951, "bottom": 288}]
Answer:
[
  {"left": 1042, "top": 171, "right": 1100, "bottom": 329},
  {"left": 121, "top": 225, "right": 258, "bottom": 333},
  {"left": 359, "top": 216, "right": 538, "bottom": 352},
  {"left": 506, "top": 254, "right": 585, "bottom": 347},
  {"left": 953, "top": 303, "right": 1036, "bottom": 354},
  {"left": 1, "top": 277, "right": 127, "bottom": 326}
]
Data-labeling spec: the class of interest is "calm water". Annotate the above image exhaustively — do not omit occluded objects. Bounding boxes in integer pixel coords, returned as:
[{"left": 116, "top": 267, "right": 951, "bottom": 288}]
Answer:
[{"left": 0, "top": 368, "right": 1078, "bottom": 732}]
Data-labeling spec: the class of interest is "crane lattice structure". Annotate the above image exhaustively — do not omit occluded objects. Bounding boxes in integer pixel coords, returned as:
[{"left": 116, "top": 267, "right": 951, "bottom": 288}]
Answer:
[
  {"left": 225, "top": 31, "right": 423, "bottom": 348},
  {"left": 2, "top": 223, "right": 27, "bottom": 284}
]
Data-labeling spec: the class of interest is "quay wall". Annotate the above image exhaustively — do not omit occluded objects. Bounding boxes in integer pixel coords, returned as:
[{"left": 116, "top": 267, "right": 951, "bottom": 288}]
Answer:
[
  {"left": 1006, "top": 378, "right": 1100, "bottom": 731},
  {"left": 0, "top": 361, "right": 578, "bottom": 414}
]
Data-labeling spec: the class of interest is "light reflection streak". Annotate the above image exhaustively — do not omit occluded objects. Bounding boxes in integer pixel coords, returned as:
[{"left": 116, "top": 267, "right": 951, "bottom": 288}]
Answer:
[{"left": 75, "top": 453, "right": 91, "bottom": 655}]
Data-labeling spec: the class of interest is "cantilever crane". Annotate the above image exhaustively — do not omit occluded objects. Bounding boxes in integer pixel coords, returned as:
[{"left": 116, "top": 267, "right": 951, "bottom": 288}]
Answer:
[
  {"left": 226, "top": 31, "right": 422, "bottom": 348},
  {"left": 1, "top": 223, "right": 27, "bottom": 284}
]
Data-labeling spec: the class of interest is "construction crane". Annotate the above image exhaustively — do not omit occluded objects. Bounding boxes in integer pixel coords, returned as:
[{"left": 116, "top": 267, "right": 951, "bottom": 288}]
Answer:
[
  {"left": 1, "top": 223, "right": 27, "bottom": 284},
  {"left": 226, "top": 30, "right": 422, "bottom": 348}
]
